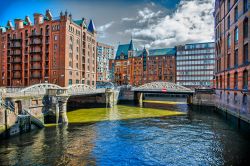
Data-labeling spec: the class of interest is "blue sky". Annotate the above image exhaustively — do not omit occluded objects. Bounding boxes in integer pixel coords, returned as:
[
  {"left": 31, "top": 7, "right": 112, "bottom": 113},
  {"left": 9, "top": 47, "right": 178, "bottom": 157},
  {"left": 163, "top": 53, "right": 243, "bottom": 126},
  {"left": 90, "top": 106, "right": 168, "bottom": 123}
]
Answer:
[{"left": 0, "top": 0, "right": 214, "bottom": 49}]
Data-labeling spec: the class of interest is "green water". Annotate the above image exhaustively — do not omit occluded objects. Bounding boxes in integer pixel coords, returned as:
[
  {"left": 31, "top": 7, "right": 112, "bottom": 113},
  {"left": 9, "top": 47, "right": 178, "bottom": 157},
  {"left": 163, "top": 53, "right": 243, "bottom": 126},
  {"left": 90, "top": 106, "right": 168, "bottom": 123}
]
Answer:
[{"left": 67, "top": 103, "right": 185, "bottom": 124}]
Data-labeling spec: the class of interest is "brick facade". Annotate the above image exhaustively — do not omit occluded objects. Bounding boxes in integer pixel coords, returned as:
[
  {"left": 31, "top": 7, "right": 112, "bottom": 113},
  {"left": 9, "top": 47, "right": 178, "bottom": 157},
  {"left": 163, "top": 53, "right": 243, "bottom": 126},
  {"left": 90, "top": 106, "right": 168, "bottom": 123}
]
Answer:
[
  {"left": 0, "top": 10, "right": 97, "bottom": 88},
  {"left": 214, "top": 0, "right": 249, "bottom": 108},
  {"left": 113, "top": 40, "right": 176, "bottom": 86}
]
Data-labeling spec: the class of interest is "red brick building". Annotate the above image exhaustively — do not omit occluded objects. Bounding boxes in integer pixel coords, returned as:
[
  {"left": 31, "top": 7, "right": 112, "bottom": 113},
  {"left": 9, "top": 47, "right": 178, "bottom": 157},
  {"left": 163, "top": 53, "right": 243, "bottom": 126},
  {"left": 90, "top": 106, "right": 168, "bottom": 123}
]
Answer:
[
  {"left": 214, "top": 0, "right": 249, "bottom": 106},
  {"left": 0, "top": 10, "right": 97, "bottom": 87},
  {"left": 114, "top": 40, "right": 176, "bottom": 86}
]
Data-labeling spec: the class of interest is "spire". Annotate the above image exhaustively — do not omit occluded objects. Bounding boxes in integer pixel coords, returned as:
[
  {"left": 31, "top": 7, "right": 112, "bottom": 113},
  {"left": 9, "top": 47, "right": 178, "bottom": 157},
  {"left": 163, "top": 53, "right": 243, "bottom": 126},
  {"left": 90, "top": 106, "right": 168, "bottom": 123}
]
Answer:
[
  {"left": 46, "top": 9, "right": 53, "bottom": 20},
  {"left": 6, "top": 20, "right": 13, "bottom": 29},
  {"left": 128, "top": 39, "right": 135, "bottom": 51},
  {"left": 87, "top": 19, "right": 96, "bottom": 33},
  {"left": 81, "top": 17, "right": 87, "bottom": 28},
  {"left": 25, "top": 16, "right": 32, "bottom": 25}
]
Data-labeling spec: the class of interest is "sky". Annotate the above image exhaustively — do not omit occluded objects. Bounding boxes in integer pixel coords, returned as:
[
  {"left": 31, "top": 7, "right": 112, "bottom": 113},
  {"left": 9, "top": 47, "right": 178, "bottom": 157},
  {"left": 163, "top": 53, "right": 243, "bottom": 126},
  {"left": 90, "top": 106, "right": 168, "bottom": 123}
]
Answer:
[{"left": 0, "top": 0, "right": 215, "bottom": 50}]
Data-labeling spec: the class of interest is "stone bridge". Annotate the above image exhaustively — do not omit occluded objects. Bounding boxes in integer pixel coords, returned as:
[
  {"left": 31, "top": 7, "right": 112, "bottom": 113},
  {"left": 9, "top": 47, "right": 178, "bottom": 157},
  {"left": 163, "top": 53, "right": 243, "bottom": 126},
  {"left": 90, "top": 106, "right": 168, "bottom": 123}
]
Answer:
[
  {"left": 0, "top": 83, "right": 119, "bottom": 136},
  {"left": 131, "top": 82, "right": 194, "bottom": 103}
]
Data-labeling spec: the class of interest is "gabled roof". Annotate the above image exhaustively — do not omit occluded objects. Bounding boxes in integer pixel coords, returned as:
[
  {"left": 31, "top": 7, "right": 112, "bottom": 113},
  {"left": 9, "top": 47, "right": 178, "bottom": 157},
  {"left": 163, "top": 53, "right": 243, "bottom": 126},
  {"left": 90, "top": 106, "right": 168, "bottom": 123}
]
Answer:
[
  {"left": 148, "top": 48, "right": 176, "bottom": 56},
  {"left": 115, "top": 44, "right": 130, "bottom": 59},
  {"left": 134, "top": 48, "right": 176, "bottom": 57},
  {"left": 74, "top": 19, "right": 87, "bottom": 28},
  {"left": 87, "top": 19, "right": 96, "bottom": 33}
]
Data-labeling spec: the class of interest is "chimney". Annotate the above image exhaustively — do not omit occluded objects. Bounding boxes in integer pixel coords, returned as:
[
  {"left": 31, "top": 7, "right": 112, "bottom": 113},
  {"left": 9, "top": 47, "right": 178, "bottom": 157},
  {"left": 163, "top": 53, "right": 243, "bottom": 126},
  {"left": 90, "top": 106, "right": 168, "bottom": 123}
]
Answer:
[
  {"left": 14, "top": 19, "right": 24, "bottom": 29},
  {"left": 46, "top": 9, "right": 53, "bottom": 20},
  {"left": 33, "top": 13, "right": 44, "bottom": 25},
  {"left": 25, "top": 16, "right": 32, "bottom": 25}
]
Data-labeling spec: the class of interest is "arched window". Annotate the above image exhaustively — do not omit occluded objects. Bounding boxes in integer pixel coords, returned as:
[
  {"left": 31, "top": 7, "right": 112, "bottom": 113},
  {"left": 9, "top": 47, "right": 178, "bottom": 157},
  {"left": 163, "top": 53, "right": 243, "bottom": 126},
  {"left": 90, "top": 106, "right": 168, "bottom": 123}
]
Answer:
[
  {"left": 243, "top": 70, "right": 248, "bottom": 90},
  {"left": 227, "top": 92, "right": 230, "bottom": 103},
  {"left": 244, "top": 43, "right": 248, "bottom": 64},
  {"left": 220, "top": 75, "right": 222, "bottom": 89},
  {"left": 234, "top": 6, "right": 238, "bottom": 22},
  {"left": 227, "top": 33, "right": 231, "bottom": 48},
  {"left": 234, "top": 93, "right": 237, "bottom": 104},
  {"left": 243, "top": 94, "right": 247, "bottom": 105},
  {"left": 216, "top": 76, "right": 218, "bottom": 88},
  {"left": 234, "top": 49, "right": 238, "bottom": 67},
  {"left": 227, "top": 0, "right": 230, "bottom": 12},
  {"left": 234, "top": 72, "right": 238, "bottom": 89},
  {"left": 227, "top": 73, "right": 230, "bottom": 89},
  {"left": 234, "top": 27, "right": 238, "bottom": 44},
  {"left": 243, "top": 18, "right": 248, "bottom": 38},
  {"left": 227, "top": 53, "right": 230, "bottom": 69}
]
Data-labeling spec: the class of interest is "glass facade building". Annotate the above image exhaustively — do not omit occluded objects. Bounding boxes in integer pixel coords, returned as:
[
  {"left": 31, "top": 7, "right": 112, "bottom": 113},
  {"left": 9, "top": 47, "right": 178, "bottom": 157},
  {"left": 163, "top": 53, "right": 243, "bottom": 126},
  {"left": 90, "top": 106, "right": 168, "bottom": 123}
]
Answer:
[{"left": 176, "top": 42, "right": 215, "bottom": 88}]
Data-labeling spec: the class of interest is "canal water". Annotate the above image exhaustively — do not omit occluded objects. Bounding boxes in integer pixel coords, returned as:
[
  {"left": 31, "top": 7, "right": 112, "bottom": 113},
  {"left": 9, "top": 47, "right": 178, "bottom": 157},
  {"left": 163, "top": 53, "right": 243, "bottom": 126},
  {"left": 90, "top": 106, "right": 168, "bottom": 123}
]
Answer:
[{"left": 0, "top": 99, "right": 250, "bottom": 165}]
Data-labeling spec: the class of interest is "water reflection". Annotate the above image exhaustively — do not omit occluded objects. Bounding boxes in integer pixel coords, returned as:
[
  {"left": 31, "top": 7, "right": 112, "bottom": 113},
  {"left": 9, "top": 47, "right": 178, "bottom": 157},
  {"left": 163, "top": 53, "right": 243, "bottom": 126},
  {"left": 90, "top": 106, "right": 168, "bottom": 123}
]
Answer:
[{"left": 0, "top": 102, "right": 250, "bottom": 165}]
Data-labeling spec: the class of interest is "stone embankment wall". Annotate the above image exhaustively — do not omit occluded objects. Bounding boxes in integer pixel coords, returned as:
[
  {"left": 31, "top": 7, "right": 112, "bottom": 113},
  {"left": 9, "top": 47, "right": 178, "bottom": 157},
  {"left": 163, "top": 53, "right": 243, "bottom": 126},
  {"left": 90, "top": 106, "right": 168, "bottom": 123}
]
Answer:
[
  {"left": 192, "top": 91, "right": 250, "bottom": 123},
  {"left": 0, "top": 96, "right": 44, "bottom": 138}
]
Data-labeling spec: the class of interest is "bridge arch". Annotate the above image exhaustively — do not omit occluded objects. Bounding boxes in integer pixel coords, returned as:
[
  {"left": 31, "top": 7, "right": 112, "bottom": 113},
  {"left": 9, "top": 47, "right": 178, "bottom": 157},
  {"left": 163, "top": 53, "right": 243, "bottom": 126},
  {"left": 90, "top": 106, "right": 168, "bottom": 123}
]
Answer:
[
  {"left": 20, "top": 83, "right": 63, "bottom": 94},
  {"left": 67, "top": 84, "right": 96, "bottom": 95},
  {"left": 132, "top": 81, "right": 193, "bottom": 93},
  {"left": 96, "top": 81, "right": 115, "bottom": 89}
]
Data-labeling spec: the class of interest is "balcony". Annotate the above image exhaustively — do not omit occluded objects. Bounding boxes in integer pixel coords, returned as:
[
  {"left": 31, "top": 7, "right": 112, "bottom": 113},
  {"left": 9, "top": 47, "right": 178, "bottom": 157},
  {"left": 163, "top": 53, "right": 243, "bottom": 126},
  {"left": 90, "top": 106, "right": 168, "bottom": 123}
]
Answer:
[
  {"left": 31, "top": 74, "right": 42, "bottom": 78},
  {"left": 10, "top": 38, "right": 22, "bottom": 41},
  {"left": 10, "top": 44, "right": 22, "bottom": 49},
  {"left": 12, "top": 58, "right": 22, "bottom": 63},
  {"left": 30, "top": 50, "right": 42, "bottom": 54},
  {"left": 13, "top": 75, "right": 22, "bottom": 79},
  {"left": 30, "top": 65, "right": 42, "bottom": 70},
  {"left": 12, "top": 67, "right": 22, "bottom": 71},
  {"left": 30, "top": 41, "right": 42, "bottom": 45},
  {"left": 30, "top": 57, "right": 42, "bottom": 62},
  {"left": 10, "top": 52, "right": 22, "bottom": 56},
  {"left": 29, "top": 33, "right": 43, "bottom": 38}
]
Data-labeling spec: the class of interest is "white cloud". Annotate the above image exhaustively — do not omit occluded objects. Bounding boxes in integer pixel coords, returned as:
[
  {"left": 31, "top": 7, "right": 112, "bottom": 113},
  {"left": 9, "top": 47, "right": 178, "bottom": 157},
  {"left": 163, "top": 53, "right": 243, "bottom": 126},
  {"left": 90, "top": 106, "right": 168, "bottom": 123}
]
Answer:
[
  {"left": 121, "top": 7, "right": 162, "bottom": 23},
  {"left": 97, "top": 21, "right": 114, "bottom": 38},
  {"left": 126, "top": 0, "right": 215, "bottom": 48}
]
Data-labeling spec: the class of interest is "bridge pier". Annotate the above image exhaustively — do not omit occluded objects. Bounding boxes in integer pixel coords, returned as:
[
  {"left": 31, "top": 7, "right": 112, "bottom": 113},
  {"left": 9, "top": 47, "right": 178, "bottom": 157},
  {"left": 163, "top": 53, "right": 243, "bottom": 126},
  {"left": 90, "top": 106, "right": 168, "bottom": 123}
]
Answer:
[
  {"left": 46, "top": 89, "right": 69, "bottom": 124},
  {"left": 58, "top": 98, "right": 68, "bottom": 124},
  {"left": 187, "top": 95, "right": 193, "bottom": 104}
]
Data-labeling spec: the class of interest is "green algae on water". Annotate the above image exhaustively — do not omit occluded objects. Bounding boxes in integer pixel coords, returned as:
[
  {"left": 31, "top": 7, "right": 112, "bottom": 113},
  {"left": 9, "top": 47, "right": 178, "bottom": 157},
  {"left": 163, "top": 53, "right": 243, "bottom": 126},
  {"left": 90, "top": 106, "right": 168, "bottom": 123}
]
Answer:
[{"left": 67, "top": 105, "right": 185, "bottom": 124}]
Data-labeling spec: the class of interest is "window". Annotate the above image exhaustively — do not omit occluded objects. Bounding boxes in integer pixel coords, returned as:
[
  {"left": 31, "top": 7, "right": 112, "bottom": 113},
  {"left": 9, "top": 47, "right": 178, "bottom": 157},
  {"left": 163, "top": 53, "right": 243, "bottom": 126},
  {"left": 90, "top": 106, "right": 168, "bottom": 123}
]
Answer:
[
  {"left": 234, "top": 27, "right": 238, "bottom": 43},
  {"left": 227, "top": 53, "right": 230, "bottom": 68},
  {"left": 227, "top": 34, "right": 231, "bottom": 48},
  {"left": 234, "top": 72, "right": 238, "bottom": 89},
  {"left": 243, "top": 70, "right": 248, "bottom": 89},
  {"left": 220, "top": 75, "right": 222, "bottom": 88},
  {"left": 243, "top": 94, "right": 248, "bottom": 105},
  {"left": 76, "top": 80, "right": 79, "bottom": 84},
  {"left": 227, "top": 0, "right": 230, "bottom": 12},
  {"left": 234, "top": 6, "right": 238, "bottom": 22},
  {"left": 244, "top": 44, "right": 248, "bottom": 64},
  {"left": 54, "top": 35, "right": 58, "bottom": 41},
  {"left": 216, "top": 76, "right": 218, "bottom": 88},
  {"left": 54, "top": 44, "right": 57, "bottom": 50},
  {"left": 244, "top": 0, "right": 248, "bottom": 13},
  {"left": 68, "top": 79, "right": 72, "bottom": 85},
  {"left": 243, "top": 18, "right": 248, "bottom": 39},
  {"left": 234, "top": 93, "right": 237, "bottom": 104},
  {"left": 234, "top": 49, "right": 238, "bottom": 66},
  {"left": 227, "top": 15, "right": 230, "bottom": 29},
  {"left": 227, "top": 73, "right": 230, "bottom": 89}
]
